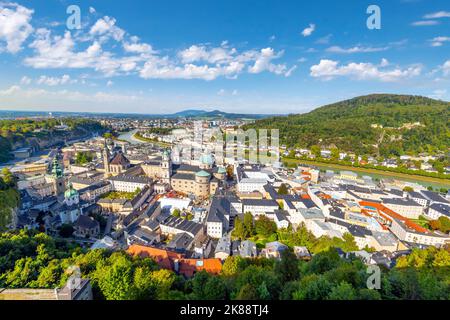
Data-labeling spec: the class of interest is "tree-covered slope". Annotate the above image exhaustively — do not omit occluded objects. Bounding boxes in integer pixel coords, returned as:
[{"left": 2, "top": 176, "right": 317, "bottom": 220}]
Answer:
[{"left": 245, "top": 94, "right": 450, "bottom": 157}]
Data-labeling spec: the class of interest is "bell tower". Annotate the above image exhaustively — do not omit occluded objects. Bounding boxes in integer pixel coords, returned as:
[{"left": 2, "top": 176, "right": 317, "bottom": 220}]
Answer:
[
  {"left": 103, "top": 139, "right": 111, "bottom": 177},
  {"left": 51, "top": 155, "right": 65, "bottom": 196},
  {"left": 161, "top": 149, "right": 172, "bottom": 184}
]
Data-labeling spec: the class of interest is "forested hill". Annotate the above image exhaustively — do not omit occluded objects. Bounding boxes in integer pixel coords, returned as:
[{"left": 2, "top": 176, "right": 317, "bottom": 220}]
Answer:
[{"left": 244, "top": 94, "right": 450, "bottom": 157}]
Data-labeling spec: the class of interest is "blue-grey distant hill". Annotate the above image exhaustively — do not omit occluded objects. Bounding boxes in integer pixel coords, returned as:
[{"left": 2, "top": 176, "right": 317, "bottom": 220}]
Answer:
[{"left": 0, "top": 109, "right": 278, "bottom": 120}]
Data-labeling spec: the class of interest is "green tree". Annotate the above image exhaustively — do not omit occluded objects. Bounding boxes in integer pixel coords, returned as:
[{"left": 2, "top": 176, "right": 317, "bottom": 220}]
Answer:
[
  {"left": 222, "top": 256, "right": 242, "bottom": 276},
  {"left": 310, "top": 145, "right": 321, "bottom": 158},
  {"left": 59, "top": 224, "right": 74, "bottom": 238},
  {"left": 189, "top": 270, "right": 210, "bottom": 299},
  {"left": 172, "top": 209, "right": 181, "bottom": 218},
  {"left": 149, "top": 269, "right": 176, "bottom": 300},
  {"left": 255, "top": 216, "right": 277, "bottom": 238},
  {"left": 293, "top": 274, "right": 332, "bottom": 300},
  {"left": 275, "top": 248, "right": 300, "bottom": 283},
  {"left": 236, "top": 284, "right": 259, "bottom": 300},
  {"left": 278, "top": 183, "right": 289, "bottom": 195},
  {"left": 232, "top": 216, "right": 247, "bottom": 240},
  {"left": 327, "top": 282, "right": 357, "bottom": 300},
  {"left": 243, "top": 212, "right": 254, "bottom": 237},
  {"left": 203, "top": 277, "right": 227, "bottom": 300},
  {"left": 330, "top": 148, "right": 340, "bottom": 161},
  {"left": 97, "top": 256, "right": 137, "bottom": 300},
  {"left": 1, "top": 168, "right": 15, "bottom": 187}
]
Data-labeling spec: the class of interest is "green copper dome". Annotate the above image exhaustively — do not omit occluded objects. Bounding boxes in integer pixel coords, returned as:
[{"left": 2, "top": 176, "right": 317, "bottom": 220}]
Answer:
[
  {"left": 217, "top": 167, "right": 227, "bottom": 174},
  {"left": 196, "top": 170, "right": 211, "bottom": 177},
  {"left": 64, "top": 183, "right": 78, "bottom": 198}
]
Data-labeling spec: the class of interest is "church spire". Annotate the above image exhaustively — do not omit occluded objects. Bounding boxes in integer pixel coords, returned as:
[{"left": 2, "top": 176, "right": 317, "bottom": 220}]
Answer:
[
  {"left": 103, "top": 138, "right": 111, "bottom": 176},
  {"left": 51, "top": 155, "right": 63, "bottom": 178}
]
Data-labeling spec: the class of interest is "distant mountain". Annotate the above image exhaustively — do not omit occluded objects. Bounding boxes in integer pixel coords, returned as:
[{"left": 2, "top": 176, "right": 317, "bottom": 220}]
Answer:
[
  {"left": 245, "top": 94, "right": 450, "bottom": 157},
  {"left": 171, "top": 109, "right": 209, "bottom": 117},
  {"left": 169, "top": 109, "right": 276, "bottom": 119},
  {"left": 0, "top": 109, "right": 276, "bottom": 120}
]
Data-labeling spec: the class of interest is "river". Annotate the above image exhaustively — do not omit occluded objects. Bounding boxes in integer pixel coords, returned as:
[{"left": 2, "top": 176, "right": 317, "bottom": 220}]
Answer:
[{"left": 117, "top": 129, "right": 142, "bottom": 145}]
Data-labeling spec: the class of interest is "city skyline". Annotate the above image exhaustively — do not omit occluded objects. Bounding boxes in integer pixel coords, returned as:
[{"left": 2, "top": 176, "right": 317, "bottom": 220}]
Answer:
[{"left": 0, "top": 0, "right": 450, "bottom": 114}]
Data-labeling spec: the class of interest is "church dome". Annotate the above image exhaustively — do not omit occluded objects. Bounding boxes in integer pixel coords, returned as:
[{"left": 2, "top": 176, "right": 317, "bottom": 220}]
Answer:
[
  {"left": 196, "top": 170, "right": 211, "bottom": 177},
  {"left": 64, "top": 183, "right": 78, "bottom": 198},
  {"left": 217, "top": 167, "right": 227, "bottom": 174}
]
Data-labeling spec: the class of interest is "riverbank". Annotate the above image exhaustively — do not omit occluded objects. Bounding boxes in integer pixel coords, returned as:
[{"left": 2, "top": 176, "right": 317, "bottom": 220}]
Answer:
[
  {"left": 132, "top": 132, "right": 173, "bottom": 147},
  {"left": 282, "top": 157, "right": 450, "bottom": 189}
]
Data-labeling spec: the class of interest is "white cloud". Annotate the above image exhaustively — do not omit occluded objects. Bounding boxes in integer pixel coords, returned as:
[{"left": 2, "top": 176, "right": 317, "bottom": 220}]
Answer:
[
  {"left": 140, "top": 55, "right": 243, "bottom": 81},
  {"left": 178, "top": 44, "right": 237, "bottom": 64},
  {"left": 37, "top": 74, "right": 74, "bottom": 86},
  {"left": 0, "top": 2, "right": 33, "bottom": 53},
  {"left": 20, "top": 76, "right": 32, "bottom": 85},
  {"left": 123, "top": 41, "right": 153, "bottom": 53},
  {"left": 24, "top": 29, "right": 143, "bottom": 76},
  {"left": 248, "top": 48, "right": 287, "bottom": 75},
  {"left": 411, "top": 20, "right": 440, "bottom": 26},
  {"left": 107, "top": 80, "right": 114, "bottom": 87},
  {"left": 442, "top": 60, "right": 450, "bottom": 76},
  {"left": 89, "top": 7, "right": 96, "bottom": 14},
  {"left": 315, "top": 34, "right": 332, "bottom": 44},
  {"left": 89, "top": 16, "right": 125, "bottom": 42},
  {"left": 0, "top": 85, "right": 140, "bottom": 103},
  {"left": 380, "top": 58, "right": 389, "bottom": 67},
  {"left": 326, "top": 45, "right": 389, "bottom": 54},
  {"left": 217, "top": 89, "right": 226, "bottom": 96},
  {"left": 140, "top": 46, "right": 290, "bottom": 80},
  {"left": 0, "top": 85, "right": 21, "bottom": 95},
  {"left": 429, "top": 36, "right": 450, "bottom": 47},
  {"left": 284, "top": 65, "right": 297, "bottom": 77},
  {"left": 310, "top": 59, "right": 422, "bottom": 82},
  {"left": 301, "top": 24, "right": 315, "bottom": 37},
  {"left": 22, "top": 13, "right": 291, "bottom": 81},
  {"left": 423, "top": 11, "right": 450, "bottom": 19}
]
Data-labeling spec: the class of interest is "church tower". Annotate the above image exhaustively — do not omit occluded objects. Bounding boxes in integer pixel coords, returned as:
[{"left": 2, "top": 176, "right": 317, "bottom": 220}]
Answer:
[
  {"left": 161, "top": 149, "right": 172, "bottom": 184},
  {"left": 51, "top": 155, "right": 65, "bottom": 196},
  {"left": 103, "top": 139, "right": 111, "bottom": 177}
]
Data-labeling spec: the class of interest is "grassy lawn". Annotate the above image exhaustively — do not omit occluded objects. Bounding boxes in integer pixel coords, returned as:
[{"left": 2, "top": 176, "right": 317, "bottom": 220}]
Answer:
[
  {"left": 101, "top": 189, "right": 141, "bottom": 200},
  {"left": 133, "top": 132, "right": 172, "bottom": 147},
  {"left": 248, "top": 235, "right": 277, "bottom": 249}
]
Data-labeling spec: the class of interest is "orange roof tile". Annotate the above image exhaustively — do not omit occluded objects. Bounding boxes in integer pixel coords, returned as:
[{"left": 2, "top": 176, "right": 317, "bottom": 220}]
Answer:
[
  {"left": 127, "top": 245, "right": 183, "bottom": 270},
  {"left": 127, "top": 245, "right": 222, "bottom": 277},
  {"left": 178, "top": 258, "right": 223, "bottom": 277},
  {"left": 359, "top": 201, "right": 429, "bottom": 234}
]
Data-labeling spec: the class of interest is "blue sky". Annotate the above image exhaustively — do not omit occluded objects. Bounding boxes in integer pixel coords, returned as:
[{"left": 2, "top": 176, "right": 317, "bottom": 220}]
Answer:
[{"left": 0, "top": 0, "right": 449, "bottom": 114}]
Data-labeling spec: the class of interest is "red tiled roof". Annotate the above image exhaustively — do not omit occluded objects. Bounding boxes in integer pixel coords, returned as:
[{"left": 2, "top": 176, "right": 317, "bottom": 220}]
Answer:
[
  {"left": 178, "top": 258, "right": 223, "bottom": 278},
  {"left": 127, "top": 245, "right": 222, "bottom": 277},
  {"left": 359, "top": 201, "right": 429, "bottom": 234},
  {"left": 127, "top": 245, "right": 182, "bottom": 270}
]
